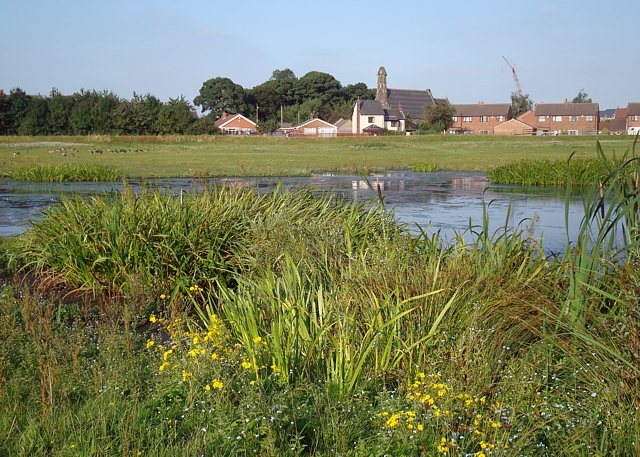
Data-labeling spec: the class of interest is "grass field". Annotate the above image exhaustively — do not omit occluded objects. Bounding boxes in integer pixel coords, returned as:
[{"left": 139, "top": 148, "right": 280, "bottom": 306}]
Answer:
[{"left": 0, "top": 134, "right": 633, "bottom": 178}]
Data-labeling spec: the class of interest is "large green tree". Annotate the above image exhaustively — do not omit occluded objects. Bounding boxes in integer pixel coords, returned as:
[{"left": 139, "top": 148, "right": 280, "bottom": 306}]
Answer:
[
  {"left": 510, "top": 92, "right": 534, "bottom": 118},
  {"left": 421, "top": 101, "right": 456, "bottom": 133},
  {"left": 193, "top": 77, "right": 247, "bottom": 119},
  {"left": 294, "top": 71, "right": 342, "bottom": 108},
  {"left": 572, "top": 89, "right": 592, "bottom": 103}
]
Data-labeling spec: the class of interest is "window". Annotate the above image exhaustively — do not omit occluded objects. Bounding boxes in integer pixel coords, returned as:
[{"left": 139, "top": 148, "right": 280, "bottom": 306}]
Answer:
[
  {"left": 569, "top": 116, "right": 578, "bottom": 122},
  {"left": 452, "top": 116, "right": 458, "bottom": 122},
  {"left": 568, "top": 130, "right": 578, "bottom": 136},
  {"left": 552, "top": 115, "right": 562, "bottom": 122},
  {"left": 585, "top": 115, "right": 593, "bottom": 121},
  {"left": 390, "top": 120, "right": 398, "bottom": 127},
  {"left": 479, "top": 116, "right": 490, "bottom": 122},
  {"left": 538, "top": 116, "right": 546, "bottom": 122},
  {"left": 479, "top": 130, "right": 490, "bottom": 134},
  {"left": 367, "top": 117, "right": 375, "bottom": 123},
  {"left": 496, "top": 116, "right": 504, "bottom": 122},
  {"left": 303, "top": 127, "right": 316, "bottom": 135},
  {"left": 632, "top": 115, "right": 639, "bottom": 121},
  {"left": 462, "top": 116, "right": 472, "bottom": 122}
]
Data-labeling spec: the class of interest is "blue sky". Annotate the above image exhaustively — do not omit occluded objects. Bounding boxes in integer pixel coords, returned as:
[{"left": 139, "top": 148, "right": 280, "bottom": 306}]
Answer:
[{"left": 2, "top": 0, "right": 637, "bottom": 110}]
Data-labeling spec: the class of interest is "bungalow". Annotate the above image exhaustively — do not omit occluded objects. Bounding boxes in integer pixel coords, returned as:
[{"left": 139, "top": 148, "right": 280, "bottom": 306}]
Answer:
[
  {"left": 279, "top": 118, "right": 337, "bottom": 137},
  {"left": 214, "top": 112, "right": 257, "bottom": 135},
  {"left": 352, "top": 99, "right": 405, "bottom": 133},
  {"left": 534, "top": 101, "right": 599, "bottom": 135},
  {"left": 493, "top": 118, "right": 534, "bottom": 136},
  {"left": 447, "top": 102, "right": 512, "bottom": 134}
]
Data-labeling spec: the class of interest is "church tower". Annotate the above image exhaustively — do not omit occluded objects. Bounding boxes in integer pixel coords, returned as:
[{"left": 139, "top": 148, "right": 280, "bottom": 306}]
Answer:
[{"left": 375, "top": 66, "right": 390, "bottom": 109}]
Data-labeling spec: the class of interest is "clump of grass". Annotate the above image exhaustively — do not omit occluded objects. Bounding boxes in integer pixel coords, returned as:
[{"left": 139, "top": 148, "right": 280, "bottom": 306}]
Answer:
[
  {"left": 488, "top": 157, "right": 620, "bottom": 186},
  {"left": 8, "top": 164, "right": 123, "bottom": 182},
  {"left": 410, "top": 162, "right": 440, "bottom": 172}
]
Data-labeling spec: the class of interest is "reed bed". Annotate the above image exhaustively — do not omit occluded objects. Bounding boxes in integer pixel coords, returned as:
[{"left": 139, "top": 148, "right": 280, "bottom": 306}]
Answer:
[
  {"left": 7, "top": 164, "right": 123, "bottom": 182},
  {"left": 487, "top": 157, "right": 621, "bottom": 187},
  {"left": 1, "top": 140, "right": 639, "bottom": 455}
]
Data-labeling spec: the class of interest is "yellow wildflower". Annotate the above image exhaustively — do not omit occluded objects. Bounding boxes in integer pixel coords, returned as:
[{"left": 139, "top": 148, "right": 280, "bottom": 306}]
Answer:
[
  {"left": 212, "top": 379, "right": 223, "bottom": 389},
  {"left": 211, "top": 353, "right": 219, "bottom": 361},
  {"left": 159, "top": 362, "right": 170, "bottom": 371},
  {"left": 253, "top": 336, "right": 263, "bottom": 344},
  {"left": 160, "top": 294, "right": 166, "bottom": 300},
  {"left": 146, "top": 339, "right": 155, "bottom": 349},
  {"left": 205, "top": 384, "right": 211, "bottom": 391},
  {"left": 150, "top": 314, "right": 157, "bottom": 323},
  {"left": 163, "top": 349, "right": 173, "bottom": 361},
  {"left": 182, "top": 370, "right": 193, "bottom": 381},
  {"left": 417, "top": 424, "right": 424, "bottom": 431},
  {"left": 385, "top": 413, "right": 400, "bottom": 428},
  {"left": 241, "top": 361, "right": 252, "bottom": 369}
]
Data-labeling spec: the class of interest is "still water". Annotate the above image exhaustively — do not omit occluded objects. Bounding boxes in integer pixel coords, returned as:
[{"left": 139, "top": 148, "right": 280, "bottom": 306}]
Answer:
[{"left": 0, "top": 171, "right": 588, "bottom": 252}]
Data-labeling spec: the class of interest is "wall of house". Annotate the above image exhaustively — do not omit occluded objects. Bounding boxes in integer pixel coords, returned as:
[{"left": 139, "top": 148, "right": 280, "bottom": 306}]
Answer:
[
  {"left": 384, "top": 119, "right": 404, "bottom": 131},
  {"left": 447, "top": 115, "right": 508, "bottom": 134},
  {"left": 535, "top": 115, "right": 598, "bottom": 135},
  {"left": 221, "top": 117, "right": 256, "bottom": 132}
]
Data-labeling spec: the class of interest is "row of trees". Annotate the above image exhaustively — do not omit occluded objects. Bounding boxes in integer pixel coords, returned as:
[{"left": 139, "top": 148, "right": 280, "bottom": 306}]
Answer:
[
  {"left": 0, "top": 88, "right": 221, "bottom": 136},
  {"left": 193, "top": 69, "right": 375, "bottom": 132}
]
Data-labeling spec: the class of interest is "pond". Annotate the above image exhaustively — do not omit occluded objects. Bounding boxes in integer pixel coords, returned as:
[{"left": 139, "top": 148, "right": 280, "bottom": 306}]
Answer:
[{"left": 0, "top": 171, "right": 591, "bottom": 253}]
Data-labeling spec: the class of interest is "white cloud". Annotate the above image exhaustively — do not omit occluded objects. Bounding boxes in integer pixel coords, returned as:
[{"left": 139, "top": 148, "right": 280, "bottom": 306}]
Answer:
[{"left": 541, "top": 6, "right": 557, "bottom": 12}]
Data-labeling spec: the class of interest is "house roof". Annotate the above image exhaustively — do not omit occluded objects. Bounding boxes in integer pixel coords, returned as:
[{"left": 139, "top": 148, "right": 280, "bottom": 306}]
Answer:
[
  {"left": 290, "top": 118, "right": 336, "bottom": 130},
  {"left": 214, "top": 113, "right": 257, "bottom": 128},
  {"left": 363, "top": 124, "right": 384, "bottom": 131},
  {"left": 627, "top": 103, "right": 640, "bottom": 116},
  {"left": 599, "top": 108, "right": 616, "bottom": 119},
  {"left": 535, "top": 102, "right": 599, "bottom": 116},
  {"left": 452, "top": 103, "right": 511, "bottom": 117},
  {"left": 517, "top": 110, "right": 536, "bottom": 125},
  {"left": 334, "top": 118, "right": 352, "bottom": 132},
  {"left": 615, "top": 108, "right": 628, "bottom": 119},
  {"left": 387, "top": 88, "right": 436, "bottom": 120},
  {"left": 495, "top": 118, "right": 534, "bottom": 129},
  {"left": 359, "top": 100, "right": 385, "bottom": 115},
  {"left": 358, "top": 100, "right": 406, "bottom": 121},
  {"left": 608, "top": 119, "right": 627, "bottom": 131}
]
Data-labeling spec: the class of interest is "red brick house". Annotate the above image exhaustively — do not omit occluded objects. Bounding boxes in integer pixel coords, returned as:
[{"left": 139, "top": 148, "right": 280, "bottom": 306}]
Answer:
[
  {"left": 493, "top": 118, "right": 534, "bottom": 136},
  {"left": 627, "top": 103, "right": 640, "bottom": 135},
  {"left": 447, "top": 103, "right": 512, "bottom": 134},
  {"left": 214, "top": 113, "right": 257, "bottom": 135},
  {"left": 534, "top": 101, "right": 599, "bottom": 135}
]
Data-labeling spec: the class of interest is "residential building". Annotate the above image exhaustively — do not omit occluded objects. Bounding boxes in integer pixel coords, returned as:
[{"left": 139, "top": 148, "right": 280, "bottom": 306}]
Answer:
[
  {"left": 493, "top": 118, "right": 534, "bottom": 136},
  {"left": 334, "top": 118, "right": 352, "bottom": 134},
  {"left": 214, "top": 113, "right": 257, "bottom": 135},
  {"left": 352, "top": 99, "right": 405, "bottom": 133},
  {"left": 534, "top": 101, "right": 599, "bottom": 135},
  {"left": 279, "top": 118, "right": 337, "bottom": 137},
  {"left": 627, "top": 103, "right": 640, "bottom": 135},
  {"left": 447, "top": 103, "right": 512, "bottom": 134},
  {"left": 352, "top": 66, "right": 441, "bottom": 133}
]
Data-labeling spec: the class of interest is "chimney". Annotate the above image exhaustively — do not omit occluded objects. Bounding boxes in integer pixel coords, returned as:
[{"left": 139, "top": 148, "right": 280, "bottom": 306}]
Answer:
[
  {"left": 221, "top": 111, "right": 227, "bottom": 118},
  {"left": 478, "top": 101, "right": 484, "bottom": 105},
  {"left": 398, "top": 104, "right": 403, "bottom": 112},
  {"left": 564, "top": 99, "right": 570, "bottom": 104}
]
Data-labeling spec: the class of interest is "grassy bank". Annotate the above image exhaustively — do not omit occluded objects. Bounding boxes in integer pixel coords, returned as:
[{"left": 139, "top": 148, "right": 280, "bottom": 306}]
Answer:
[{"left": 0, "top": 134, "right": 633, "bottom": 178}]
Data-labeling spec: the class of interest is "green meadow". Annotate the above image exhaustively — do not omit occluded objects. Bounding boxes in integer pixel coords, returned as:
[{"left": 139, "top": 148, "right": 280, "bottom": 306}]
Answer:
[
  {"left": 0, "top": 135, "right": 639, "bottom": 456},
  {"left": 1, "top": 134, "right": 632, "bottom": 178}
]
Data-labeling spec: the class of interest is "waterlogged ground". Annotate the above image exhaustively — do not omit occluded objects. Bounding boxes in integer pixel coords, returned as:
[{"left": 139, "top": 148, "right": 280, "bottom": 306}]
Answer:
[{"left": 0, "top": 171, "right": 592, "bottom": 251}]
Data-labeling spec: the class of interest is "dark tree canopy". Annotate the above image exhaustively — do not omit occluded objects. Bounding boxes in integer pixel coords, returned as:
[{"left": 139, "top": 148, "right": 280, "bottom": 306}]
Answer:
[
  {"left": 510, "top": 92, "right": 534, "bottom": 118},
  {"left": 193, "top": 77, "right": 247, "bottom": 119}
]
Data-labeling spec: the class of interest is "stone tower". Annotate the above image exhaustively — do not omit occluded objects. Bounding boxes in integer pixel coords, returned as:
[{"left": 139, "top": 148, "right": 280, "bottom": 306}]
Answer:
[{"left": 375, "top": 66, "right": 390, "bottom": 109}]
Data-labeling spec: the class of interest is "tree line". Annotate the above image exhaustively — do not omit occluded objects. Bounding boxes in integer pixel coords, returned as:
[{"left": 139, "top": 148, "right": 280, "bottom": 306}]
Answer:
[{"left": 0, "top": 68, "right": 375, "bottom": 136}]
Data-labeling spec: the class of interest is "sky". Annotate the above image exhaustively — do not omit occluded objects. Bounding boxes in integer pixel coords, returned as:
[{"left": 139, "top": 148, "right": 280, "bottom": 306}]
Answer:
[{"left": 2, "top": 0, "right": 637, "bottom": 110}]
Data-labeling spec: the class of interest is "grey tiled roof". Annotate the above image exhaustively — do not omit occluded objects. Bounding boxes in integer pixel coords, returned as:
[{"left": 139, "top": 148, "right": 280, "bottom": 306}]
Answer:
[
  {"left": 452, "top": 104, "right": 511, "bottom": 117},
  {"left": 535, "top": 103, "right": 599, "bottom": 116},
  {"left": 387, "top": 88, "right": 436, "bottom": 120},
  {"left": 359, "top": 100, "right": 385, "bottom": 115}
]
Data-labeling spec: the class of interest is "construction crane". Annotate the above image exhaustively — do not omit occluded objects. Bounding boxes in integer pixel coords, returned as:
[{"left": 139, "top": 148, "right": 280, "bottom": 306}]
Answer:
[{"left": 502, "top": 56, "right": 522, "bottom": 95}]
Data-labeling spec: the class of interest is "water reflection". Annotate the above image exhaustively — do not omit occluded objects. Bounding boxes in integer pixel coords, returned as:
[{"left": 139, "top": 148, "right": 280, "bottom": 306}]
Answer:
[{"left": 0, "top": 172, "right": 590, "bottom": 252}]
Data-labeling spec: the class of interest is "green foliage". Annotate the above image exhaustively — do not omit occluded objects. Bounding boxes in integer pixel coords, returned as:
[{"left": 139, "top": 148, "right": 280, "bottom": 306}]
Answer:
[
  {"left": 510, "top": 92, "right": 534, "bottom": 118},
  {"left": 410, "top": 162, "right": 440, "bottom": 172},
  {"left": 572, "top": 88, "right": 592, "bottom": 103},
  {"left": 488, "top": 157, "right": 620, "bottom": 187},
  {"left": 193, "top": 77, "right": 247, "bottom": 119},
  {"left": 7, "top": 164, "right": 122, "bottom": 182},
  {"left": 421, "top": 100, "right": 456, "bottom": 133}
]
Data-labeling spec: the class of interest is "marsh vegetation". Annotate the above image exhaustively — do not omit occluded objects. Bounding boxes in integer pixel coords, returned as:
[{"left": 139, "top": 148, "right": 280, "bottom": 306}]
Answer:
[{"left": 0, "top": 139, "right": 639, "bottom": 456}]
